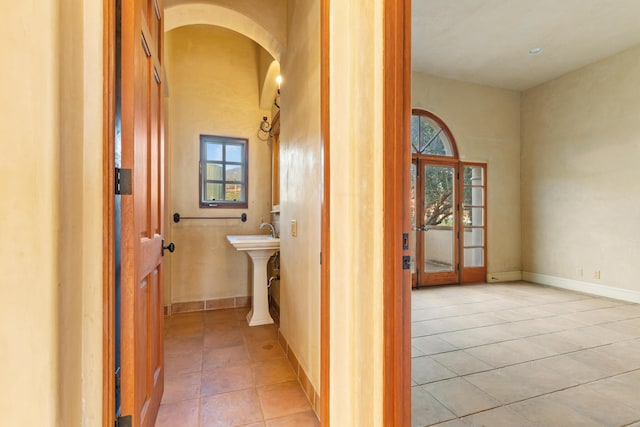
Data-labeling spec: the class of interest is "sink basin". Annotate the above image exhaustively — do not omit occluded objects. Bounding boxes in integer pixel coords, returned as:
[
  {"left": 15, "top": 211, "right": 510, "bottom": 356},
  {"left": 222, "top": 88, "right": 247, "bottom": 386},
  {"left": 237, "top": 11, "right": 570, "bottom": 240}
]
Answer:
[
  {"left": 226, "top": 234, "right": 280, "bottom": 250},
  {"left": 227, "top": 234, "right": 280, "bottom": 326}
]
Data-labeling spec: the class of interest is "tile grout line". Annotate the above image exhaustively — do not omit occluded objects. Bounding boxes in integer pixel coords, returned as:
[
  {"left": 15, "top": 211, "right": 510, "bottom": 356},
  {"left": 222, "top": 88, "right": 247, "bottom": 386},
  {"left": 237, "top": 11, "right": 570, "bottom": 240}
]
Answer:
[{"left": 411, "top": 285, "right": 640, "bottom": 427}]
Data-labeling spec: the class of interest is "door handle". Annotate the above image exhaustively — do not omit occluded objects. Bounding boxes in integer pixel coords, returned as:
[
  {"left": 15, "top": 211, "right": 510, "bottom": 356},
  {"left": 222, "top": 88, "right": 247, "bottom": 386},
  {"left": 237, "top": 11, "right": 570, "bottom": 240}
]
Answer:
[{"left": 162, "top": 240, "right": 175, "bottom": 256}]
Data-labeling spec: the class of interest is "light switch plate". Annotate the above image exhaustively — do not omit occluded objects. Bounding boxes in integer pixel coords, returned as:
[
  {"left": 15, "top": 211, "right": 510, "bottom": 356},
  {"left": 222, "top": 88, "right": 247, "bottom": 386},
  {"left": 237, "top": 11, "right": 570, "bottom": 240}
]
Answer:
[{"left": 291, "top": 219, "right": 297, "bottom": 237}]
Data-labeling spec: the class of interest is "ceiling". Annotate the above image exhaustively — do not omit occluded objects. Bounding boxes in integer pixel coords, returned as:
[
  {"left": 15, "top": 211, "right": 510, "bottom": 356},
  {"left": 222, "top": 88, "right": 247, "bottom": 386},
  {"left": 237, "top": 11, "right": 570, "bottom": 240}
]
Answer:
[{"left": 412, "top": 0, "right": 640, "bottom": 90}]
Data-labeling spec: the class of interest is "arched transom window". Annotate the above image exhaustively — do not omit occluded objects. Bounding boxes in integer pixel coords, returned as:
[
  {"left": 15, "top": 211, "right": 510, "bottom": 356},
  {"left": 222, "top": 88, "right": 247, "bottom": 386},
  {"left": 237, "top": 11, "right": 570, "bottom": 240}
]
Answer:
[{"left": 411, "top": 109, "right": 457, "bottom": 158}]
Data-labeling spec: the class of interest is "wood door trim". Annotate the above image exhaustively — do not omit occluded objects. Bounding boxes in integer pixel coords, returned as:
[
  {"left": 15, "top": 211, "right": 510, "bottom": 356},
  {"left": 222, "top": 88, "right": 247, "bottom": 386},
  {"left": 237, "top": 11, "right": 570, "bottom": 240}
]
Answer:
[
  {"left": 320, "top": 0, "right": 330, "bottom": 424},
  {"left": 383, "top": 0, "right": 411, "bottom": 425},
  {"left": 103, "top": 0, "right": 116, "bottom": 424}
]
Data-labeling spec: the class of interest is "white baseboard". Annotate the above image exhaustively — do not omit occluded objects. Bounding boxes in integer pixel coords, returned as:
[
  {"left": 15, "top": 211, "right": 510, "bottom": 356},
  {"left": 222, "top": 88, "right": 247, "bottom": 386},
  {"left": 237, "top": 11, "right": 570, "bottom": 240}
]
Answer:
[
  {"left": 486, "top": 271, "right": 523, "bottom": 283},
  {"left": 523, "top": 272, "right": 640, "bottom": 304}
]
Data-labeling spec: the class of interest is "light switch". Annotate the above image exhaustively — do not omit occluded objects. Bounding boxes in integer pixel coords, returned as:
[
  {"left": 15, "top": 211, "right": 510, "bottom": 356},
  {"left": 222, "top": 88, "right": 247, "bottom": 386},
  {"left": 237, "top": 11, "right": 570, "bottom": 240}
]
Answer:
[{"left": 291, "top": 219, "right": 297, "bottom": 237}]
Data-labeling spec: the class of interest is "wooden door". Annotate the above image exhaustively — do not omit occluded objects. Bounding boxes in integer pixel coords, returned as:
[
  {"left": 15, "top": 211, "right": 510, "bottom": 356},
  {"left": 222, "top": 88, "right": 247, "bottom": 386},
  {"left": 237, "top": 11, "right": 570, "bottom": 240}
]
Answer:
[
  {"left": 120, "top": 0, "right": 165, "bottom": 425},
  {"left": 411, "top": 158, "right": 460, "bottom": 287}
]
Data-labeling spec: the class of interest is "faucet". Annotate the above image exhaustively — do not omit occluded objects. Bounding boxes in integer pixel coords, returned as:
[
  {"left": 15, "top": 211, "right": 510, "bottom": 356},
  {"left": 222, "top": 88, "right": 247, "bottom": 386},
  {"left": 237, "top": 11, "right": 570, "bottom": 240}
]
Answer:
[{"left": 259, "top": 222, "right": 278, "bottom": 238}]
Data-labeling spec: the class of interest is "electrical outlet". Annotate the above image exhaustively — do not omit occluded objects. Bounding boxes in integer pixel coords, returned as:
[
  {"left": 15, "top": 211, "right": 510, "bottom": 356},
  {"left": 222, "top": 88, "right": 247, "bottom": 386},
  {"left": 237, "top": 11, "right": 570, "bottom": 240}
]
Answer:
[
  {"left": 594, "top": 270, "right": 600, "bottom": 279},
  {"left": 576, "top": 268, "right": 583, "bottom": 277}
]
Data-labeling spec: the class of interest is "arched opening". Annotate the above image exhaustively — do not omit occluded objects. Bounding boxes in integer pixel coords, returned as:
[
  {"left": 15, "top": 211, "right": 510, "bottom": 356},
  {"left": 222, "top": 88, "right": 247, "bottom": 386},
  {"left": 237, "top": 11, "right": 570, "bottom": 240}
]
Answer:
[
  {"left": 411, "top": 109, "right": 487, "bottom": 286},
  {"left": 164, "top": 4, "right": 284, "bottom": 61}
]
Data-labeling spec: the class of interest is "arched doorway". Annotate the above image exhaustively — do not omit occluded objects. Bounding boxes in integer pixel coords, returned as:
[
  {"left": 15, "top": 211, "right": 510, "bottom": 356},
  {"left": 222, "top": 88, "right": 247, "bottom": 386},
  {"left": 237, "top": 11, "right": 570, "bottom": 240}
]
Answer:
[{"left": 411, "top": 109, "right": 487, "bottom": 286}]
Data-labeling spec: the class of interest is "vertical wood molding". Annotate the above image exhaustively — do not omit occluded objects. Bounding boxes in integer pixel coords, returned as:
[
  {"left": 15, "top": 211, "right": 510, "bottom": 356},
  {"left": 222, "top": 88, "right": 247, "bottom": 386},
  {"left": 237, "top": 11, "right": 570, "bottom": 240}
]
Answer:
[
  {"left": 320, "top": 0, "right": 331, "bottom": 425},
  {"left": 383, "top": 0, "right": 411, "bottom": 425},
  {"left": 102, "top": 0, "right": 116, "bottom": 425}
]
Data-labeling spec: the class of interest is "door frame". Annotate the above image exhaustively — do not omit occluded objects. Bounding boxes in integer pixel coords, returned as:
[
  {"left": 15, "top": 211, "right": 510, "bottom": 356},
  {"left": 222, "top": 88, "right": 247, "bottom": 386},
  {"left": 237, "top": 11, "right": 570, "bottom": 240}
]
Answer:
[
  {"left": 320, "top": 0, "right": 330, "bottom": 425},
  {"left": 103, "top": 0, "right": 117, "bottom": 424},
  {"left": 382, "top": 0, "right": 412, "bottom": 425},
  {"left": 320, "top": 0, "right": 411, "bottom": 424},
  {"left": 104, "top": 0, "right": 413, "bottom": 424}
]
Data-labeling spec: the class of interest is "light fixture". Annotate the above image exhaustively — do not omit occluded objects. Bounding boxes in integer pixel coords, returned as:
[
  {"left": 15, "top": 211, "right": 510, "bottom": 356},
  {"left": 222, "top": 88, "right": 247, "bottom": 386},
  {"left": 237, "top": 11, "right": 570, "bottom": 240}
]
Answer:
[
  {"left": 528, "top": 47, "right": 543, "bottom": 55},
  {"left": 273, "top": 76, "right": 282, "bottom": 109},
  {"left": 258, "top": 76, "right": 283, "bottom": 141},
  {"left": 258, "top": 116, "right": 272, "bottom": 141}
]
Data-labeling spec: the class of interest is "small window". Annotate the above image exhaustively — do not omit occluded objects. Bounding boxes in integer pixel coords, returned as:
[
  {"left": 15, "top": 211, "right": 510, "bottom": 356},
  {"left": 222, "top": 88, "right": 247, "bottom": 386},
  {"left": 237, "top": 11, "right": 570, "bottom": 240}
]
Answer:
[{"left": 199, "top": 135, "right": 248, "bottom": 208}]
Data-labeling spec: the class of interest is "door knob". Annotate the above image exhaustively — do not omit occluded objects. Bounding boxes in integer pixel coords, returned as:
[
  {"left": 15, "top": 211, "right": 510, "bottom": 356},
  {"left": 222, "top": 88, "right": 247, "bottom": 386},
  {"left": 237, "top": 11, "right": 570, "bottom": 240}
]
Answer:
[{"left": 162, "top": 241, "right": 175, "bottom": 256}]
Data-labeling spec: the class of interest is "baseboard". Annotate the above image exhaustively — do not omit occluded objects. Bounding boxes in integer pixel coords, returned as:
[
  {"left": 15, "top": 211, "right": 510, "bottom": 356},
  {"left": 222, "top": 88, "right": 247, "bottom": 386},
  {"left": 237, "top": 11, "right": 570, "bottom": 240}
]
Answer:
[
  {"left": 486, "top": 271, "right": 523, "bottom": 283},
  {"left": 277, "top": 330, "right": 321, "bottom": 420},
  {"left": 164, "top": 295, "right": 251, "bottom": 316},
  {"left": 523, "top": 271, "right": 640, "bottom": 304}
]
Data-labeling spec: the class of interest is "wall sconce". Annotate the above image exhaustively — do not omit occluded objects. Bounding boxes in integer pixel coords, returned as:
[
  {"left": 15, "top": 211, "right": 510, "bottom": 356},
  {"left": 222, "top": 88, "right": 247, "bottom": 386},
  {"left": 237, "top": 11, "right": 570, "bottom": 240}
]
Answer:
[
  {"left": 258, "top": 116, "right": 272, "bottom": 141},
  {"left": 274, "top": 75, "right": 282, "bottom": 109},
  {"left": 258, "top": 76, "right": 282, "bottom": 141},
  {"left": 274, "top": 88, "right": 280, "bottom": 109}
]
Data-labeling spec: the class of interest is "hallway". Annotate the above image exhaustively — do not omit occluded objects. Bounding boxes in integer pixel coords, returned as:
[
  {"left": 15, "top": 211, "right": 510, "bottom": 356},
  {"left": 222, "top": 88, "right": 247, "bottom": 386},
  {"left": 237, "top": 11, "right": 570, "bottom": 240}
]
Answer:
[
  {"left": 156, "top": 308, "right": 319, "bottom": 427},
  {"left": 412, "top": 282, "right": 640, "bottom": 426}
]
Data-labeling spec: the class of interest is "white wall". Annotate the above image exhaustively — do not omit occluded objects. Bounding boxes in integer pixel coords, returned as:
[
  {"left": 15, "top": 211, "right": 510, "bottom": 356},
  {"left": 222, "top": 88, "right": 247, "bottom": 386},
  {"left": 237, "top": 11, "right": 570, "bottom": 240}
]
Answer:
[
  {"left": 165, "top": 25, "right": 273, "bottom": 306},
  {"left": 521, "top": 45, "right": 640, "bottom": 295},
  {"left": 412, "top": 73, "right": 522, "bottom": 277}
]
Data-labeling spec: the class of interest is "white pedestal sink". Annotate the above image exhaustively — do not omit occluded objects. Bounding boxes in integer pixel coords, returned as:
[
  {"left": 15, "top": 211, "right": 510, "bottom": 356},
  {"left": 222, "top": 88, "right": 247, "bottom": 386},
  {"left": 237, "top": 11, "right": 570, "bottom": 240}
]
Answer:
[{"left": 227, "top": 234, "right": 280, "bottom": 326}]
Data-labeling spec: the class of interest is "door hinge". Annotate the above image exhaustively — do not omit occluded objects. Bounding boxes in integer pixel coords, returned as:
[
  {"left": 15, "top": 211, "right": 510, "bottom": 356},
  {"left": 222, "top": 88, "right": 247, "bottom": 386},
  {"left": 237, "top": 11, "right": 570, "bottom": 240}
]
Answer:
[
  {"left": 115, "top": 415, "right": 132, "bottom": 427},
  {"left": 402, "top": 233, "right": 409, "bottom": 250},
  {"left": 115, "top": 168, "right": 132, "bottom": 195},
  {"left": 402, "top": 256, "right": 411, "bottom": 270},
  {"left": 319, "top": 252, "right": 322, "bottom": 265}
]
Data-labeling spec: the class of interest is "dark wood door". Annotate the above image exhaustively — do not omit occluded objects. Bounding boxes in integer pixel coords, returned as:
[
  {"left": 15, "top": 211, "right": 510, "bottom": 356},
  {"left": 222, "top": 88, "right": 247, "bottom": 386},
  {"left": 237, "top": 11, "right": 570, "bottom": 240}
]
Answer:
[{"left": 120, "top": 0, "right": 165, "bottom": 425}]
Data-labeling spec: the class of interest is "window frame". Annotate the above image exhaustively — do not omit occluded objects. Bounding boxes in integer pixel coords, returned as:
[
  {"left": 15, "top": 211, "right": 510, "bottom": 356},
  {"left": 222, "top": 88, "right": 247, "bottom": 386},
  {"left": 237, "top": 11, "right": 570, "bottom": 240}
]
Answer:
[
  {"left": 411, "top": 109, "right": 459, "bottom": 158},
  {"left": 199, "top": 134, "right": 249, "bottom": 209}
]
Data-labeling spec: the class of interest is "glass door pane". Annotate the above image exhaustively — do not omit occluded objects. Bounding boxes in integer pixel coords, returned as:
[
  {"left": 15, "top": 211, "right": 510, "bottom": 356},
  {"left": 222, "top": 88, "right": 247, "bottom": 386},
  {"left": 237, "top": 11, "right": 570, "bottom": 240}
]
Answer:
[
  {"left": 410, "top": 161, "right": 417, "bottom": 284},
  {"left": 461, "top": 164, "right": 486, "bottom": 282},
  {"left": 422, "top": 164, "right": 455, "bottom": 274}
]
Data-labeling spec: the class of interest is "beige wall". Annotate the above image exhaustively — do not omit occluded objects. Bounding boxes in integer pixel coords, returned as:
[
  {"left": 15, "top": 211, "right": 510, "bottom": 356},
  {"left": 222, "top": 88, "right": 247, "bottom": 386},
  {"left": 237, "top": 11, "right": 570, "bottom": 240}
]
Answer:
[
  {"left": 1, "top": 0, "right": 103, "bottom": 425},
  {"left": 278, "top": 0, "right": 322, "bottom": 392},
  {"left": 328, "top": 1, "right": 385, "bottom": 424},
  {"left": 412, "top": 73, "right": 522, "bottom": 277},
  {"left": 165, "top": 0, "right": 288, "bottom": 54},
  {"left": 521, "top": 45, "right": 640, "bottom": 293},
  {"left": 0, "top": 2, "right": 60, "bottom": 423},
  {"left": 165, "top": 25, "right": 273, "bottom": 305}
]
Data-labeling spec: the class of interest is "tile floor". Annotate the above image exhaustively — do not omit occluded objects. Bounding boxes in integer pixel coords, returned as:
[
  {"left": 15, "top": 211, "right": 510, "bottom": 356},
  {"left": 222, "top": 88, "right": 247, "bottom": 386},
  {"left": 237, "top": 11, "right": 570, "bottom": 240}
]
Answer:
[
  {"left": 411, "top": 282, "right": 640, "bottom": 427},
  {"left": 156, "top": 308, "right": 319, "bottom": 427}
]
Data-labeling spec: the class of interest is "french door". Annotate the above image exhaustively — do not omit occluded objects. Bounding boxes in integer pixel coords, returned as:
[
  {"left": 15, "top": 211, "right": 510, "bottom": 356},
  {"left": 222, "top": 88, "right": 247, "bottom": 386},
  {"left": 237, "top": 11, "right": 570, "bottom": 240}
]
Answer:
[
  {"left": 411, "top": 158, "right": 459, "bottom": 286},
  {"left": 411, "top": 159, "right": 486, "bottom": 287},
  {"left": 460, "top": 163, "right": 487, "bottom": 283}
]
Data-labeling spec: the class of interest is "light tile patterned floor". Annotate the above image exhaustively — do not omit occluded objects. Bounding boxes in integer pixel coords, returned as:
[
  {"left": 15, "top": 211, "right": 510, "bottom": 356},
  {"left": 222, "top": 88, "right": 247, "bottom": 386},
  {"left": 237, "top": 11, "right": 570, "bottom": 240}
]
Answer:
[
  {"left": 155, "top": 308, "right": 319, "bottom": 427},
  {"left": 411, "top": 282, "right": 640, "bottom": 427}
]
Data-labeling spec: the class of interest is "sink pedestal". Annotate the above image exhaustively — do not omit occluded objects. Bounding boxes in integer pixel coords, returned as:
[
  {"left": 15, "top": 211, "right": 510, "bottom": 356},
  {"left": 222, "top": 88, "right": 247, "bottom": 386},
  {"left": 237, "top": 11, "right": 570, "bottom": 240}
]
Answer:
[
  {"left": 244, "top": 248, "right": 278, "bottom": 326},
  {"left": 226, "top": 235, "right": 280, "bottom": 327}
]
